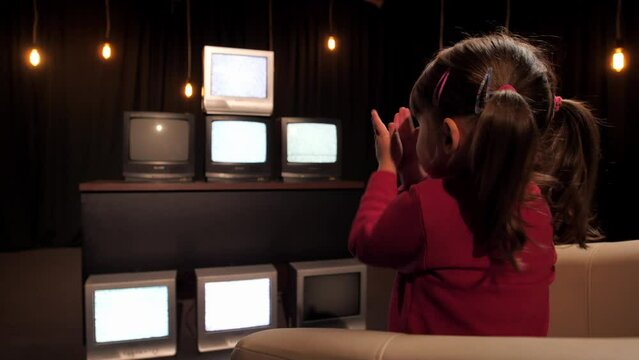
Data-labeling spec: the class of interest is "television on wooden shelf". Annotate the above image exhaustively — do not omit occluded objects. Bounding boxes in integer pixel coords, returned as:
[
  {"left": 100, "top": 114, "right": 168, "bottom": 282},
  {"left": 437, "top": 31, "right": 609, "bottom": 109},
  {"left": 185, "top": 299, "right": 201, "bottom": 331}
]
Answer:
[
  {"left": 279, "top": 117, "right": 342, "bottom": 181},
  {"left": 195, "top": 264, "right": 278, "bottom": 352},
  {"left": 288, "top": 258, "right": 366, "bottom": 329},
  {"left": 122, "top": 111, "right": 195, "bottom": 182},
  {"left": 84, "top": 270, "right": 177, "bottom": 360},
  {"left": 202, "top": 46, "right": 274, "bottom": 116},
  {"left": 205, "top": 115, "right": 272, "bottom": 182}
]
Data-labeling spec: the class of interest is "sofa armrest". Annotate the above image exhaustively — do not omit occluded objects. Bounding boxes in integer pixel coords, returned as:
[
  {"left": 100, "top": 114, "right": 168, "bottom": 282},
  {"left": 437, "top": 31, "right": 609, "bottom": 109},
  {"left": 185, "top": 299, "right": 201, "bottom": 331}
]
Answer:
[{"left": 232, "top": 328, "right": 639, "bottom": 360}]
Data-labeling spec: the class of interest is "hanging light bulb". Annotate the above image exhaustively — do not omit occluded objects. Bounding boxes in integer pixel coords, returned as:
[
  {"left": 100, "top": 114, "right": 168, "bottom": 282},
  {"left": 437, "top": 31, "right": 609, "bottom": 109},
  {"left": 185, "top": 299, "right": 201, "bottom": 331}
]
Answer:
[
  {"left": 326, "top": 0, "right": 337, "bottom": 53},
  {"left": 611, "top": 47, "right": 626, "bottom": 72},
  {"left": 101, "top": 42, "right": 112, "bottom": 60},
  {"left": 183, "top": 0, "right": 194, "bottom": 100},
  {"left": 100, "top": 0, "right": 113, "bottom": 61},
  {"left": 327, "top": 35, "right": 337, "bottom": 51},
  {"left": 28, "top": 0, "right": 42, "bottom": 68},
  {"left": 28, "top": 48, "right": 41, "bottom": 67},
  {"left": 611, "top": 0, "right": 626, "bottom": 72},
  {"left": 184, "top": 82, "right": 193, "bottom": 98}
]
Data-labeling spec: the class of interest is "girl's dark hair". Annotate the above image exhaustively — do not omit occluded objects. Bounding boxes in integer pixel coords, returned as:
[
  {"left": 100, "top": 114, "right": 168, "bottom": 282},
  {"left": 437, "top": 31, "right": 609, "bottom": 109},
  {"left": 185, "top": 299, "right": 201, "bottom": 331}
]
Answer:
[
  {"left": 410, "top": 33, "right": 601, "bottom": 261},
  {"left": 541, "top": 99, "right": 603, "bottom": 246}
]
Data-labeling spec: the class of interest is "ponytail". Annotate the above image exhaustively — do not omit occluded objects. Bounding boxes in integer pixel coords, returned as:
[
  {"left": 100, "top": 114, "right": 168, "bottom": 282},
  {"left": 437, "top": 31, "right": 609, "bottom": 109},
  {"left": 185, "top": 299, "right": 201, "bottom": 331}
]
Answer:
[
  {"left": 468, "top": 90, "right": 538, "bottom": 261},
  {"left": 541, "top": 99, "right": 603, "bottom": 246}
]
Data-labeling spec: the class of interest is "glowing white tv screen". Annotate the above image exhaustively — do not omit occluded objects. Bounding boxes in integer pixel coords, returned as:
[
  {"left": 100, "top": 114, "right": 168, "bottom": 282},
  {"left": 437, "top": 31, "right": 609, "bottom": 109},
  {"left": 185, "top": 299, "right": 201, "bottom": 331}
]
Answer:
[
  {"left": 287, "top": 123, "right": 337, "bottom": 163},
  {"left": 211, "top": 54, "right": 267, "bottom": 99},
  {"left": 129, "top": 118, "right": 189, "bottom": 162},
  {"left": 94, "top": 286, "right": 169, "bottom": 343},
  {"left": 204, "top": 278, "right": 271, "bottom": 332},
  {"left": 211, "top": 121, "right": 267, "bottom": 163}
]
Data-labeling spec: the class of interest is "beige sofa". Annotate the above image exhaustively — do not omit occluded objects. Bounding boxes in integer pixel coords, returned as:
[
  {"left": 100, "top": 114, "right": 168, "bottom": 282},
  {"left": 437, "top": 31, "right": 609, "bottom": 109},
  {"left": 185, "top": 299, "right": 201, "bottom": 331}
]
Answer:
[{"left": 232, "top": 240, "right": 639, "bottom": 360}]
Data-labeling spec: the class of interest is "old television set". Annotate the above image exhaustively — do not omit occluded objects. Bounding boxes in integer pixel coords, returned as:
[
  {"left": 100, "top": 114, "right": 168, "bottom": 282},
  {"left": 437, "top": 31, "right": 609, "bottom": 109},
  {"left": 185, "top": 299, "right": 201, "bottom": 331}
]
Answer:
[
  {"left": 288, "top": 258, "right": 366, "bottom": 329},
  {"left": 195, "top": 264, "right": 277, "bottom": 352},
  {"left": 84, "top": 270, "right": 177, "bottom": 360},
  {"left": 280, "top": 117, "right": 342, "bottom": 181},
  {"left": 205, "top": 115, "right": 272, "bottom": 181},
  {"left": 122, "top": 111, "right": 195, "bottom": 181},
  {"left": 202, "top": 46, "right": 274, "bottom": 116}
]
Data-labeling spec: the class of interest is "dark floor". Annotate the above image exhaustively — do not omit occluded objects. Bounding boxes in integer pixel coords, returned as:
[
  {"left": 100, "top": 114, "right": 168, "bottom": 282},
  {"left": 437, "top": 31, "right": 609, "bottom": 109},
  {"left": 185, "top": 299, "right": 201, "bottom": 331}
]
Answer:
[
  {"left": 0, "top": 248, "right": 84, "bottom": 360},
  {"left": 0, "top": 248, "right": 393, "bottom": 360}
]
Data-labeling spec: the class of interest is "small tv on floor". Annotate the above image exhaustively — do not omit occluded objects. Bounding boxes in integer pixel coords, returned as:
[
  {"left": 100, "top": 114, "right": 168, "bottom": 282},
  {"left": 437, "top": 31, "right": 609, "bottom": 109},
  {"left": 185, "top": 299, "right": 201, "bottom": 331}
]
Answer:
[
  {"left": 288, "top": 258, "right": 366, "bottom": 329},
  {"left": 195, "top": 264, "right": 278, "bottom": 352},
  {"left": 84, "top": 270, "right": 177, "bottom": 360}
]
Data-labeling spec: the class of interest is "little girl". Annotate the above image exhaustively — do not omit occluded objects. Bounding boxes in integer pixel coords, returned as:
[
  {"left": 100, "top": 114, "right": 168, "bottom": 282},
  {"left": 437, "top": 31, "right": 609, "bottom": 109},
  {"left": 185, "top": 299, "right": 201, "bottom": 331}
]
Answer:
[{"left": 349, "top": 33, "right": 601, "bottom": 336}]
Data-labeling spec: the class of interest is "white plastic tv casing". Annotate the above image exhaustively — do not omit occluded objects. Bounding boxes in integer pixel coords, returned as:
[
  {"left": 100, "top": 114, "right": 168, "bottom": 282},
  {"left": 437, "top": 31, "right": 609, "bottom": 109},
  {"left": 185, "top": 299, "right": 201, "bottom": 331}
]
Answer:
[
  {"left": 84, "top": 270, "right": 177, "bottom": 360},
  {"left": 195, "top": 264, "right": 278, "bottom": 352},
  {"left": 202, "top": 46, "right": 275, "bottom": 116}
]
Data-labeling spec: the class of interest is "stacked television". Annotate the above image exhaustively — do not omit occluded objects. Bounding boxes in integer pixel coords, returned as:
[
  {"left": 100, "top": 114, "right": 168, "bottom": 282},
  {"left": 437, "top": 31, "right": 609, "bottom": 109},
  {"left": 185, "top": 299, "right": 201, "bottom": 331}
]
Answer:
[
  {"left": 121, "top": 45, "right": 342, "bottom": 182},
  {"left": 202, "top": 45, "right": 342, "bottom": 182}
]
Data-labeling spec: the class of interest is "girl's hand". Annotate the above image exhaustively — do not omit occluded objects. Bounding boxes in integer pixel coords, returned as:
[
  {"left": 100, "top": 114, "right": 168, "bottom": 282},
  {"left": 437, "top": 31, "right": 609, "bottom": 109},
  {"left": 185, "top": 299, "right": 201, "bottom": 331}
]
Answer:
[
  {"left": 371, "top": 110, "right": 396, "bottom": 174},
  {"left": 391, "top": 107, "right": 427, "bottom": 186}
]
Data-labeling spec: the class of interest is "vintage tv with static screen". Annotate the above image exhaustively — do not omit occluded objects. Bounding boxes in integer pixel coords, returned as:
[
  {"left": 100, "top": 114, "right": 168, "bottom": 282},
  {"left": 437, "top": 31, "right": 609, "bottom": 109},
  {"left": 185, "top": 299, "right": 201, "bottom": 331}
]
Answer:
[
  {"left": 205, "top": 115, "right": 272, "bottom": 181},
  {"left": 288, "top": 258, "right": 366, "bottom": 329},
  {"left": 122, "top": 111, "right": 195, "bottom": 181},
  {"left": 84, "top": 270, "right": 177, "bottom": 360},
  {"left": 195, "top": 264, "right": 277, "bottom": 352},
  {"left": 280, "top": 117, "right": 342, "bottom": 181},
  {"left": 202, "top": 46, "right": 274, "bottom": 116}
]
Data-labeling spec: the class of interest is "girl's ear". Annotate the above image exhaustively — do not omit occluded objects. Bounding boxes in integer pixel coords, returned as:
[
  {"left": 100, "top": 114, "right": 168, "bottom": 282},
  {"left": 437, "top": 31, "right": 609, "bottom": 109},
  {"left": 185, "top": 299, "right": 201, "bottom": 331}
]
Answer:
[{"left": 442, "top": 118, "right": 460, "bottom": 153}]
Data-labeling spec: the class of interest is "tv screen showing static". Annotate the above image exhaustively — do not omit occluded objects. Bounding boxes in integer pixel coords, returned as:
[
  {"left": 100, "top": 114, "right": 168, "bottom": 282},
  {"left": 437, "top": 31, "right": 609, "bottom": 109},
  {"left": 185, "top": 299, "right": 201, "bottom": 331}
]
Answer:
[
  {"left": 94, "top": 286, "right": 170, "bottom": 343},
  {"left": 286, "top": 123, "right": 338, "bottom": 164},
  {"left": 211, "top": 120, "right": 267, "bottom": 163},
  {"left": 204, "top": 278, "right": 272, "bottom": 331},
  {"left": 210, "top": 53, "right": 267, "bottom": 99},
  {"left": 129, "top": 117, "right": 190, "bottom": 162}
]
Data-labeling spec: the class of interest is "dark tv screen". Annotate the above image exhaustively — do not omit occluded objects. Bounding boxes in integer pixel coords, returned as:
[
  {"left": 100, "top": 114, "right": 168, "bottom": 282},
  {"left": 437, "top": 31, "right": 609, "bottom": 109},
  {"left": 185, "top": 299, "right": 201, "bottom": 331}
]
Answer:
[
  {"left": 129, "top": 118, "right": 190, "bottom": 162},
  {"left": 303, "top": 273, "right": 360, "bottom": 322}
]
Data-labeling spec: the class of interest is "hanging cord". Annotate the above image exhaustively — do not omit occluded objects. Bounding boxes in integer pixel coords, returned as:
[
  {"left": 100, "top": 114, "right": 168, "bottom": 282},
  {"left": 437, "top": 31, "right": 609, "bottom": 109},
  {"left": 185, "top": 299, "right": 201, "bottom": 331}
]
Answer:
[
  {"left": 439, "top": 0, "right": 444, "bottom": 49},
  {"left": 105, "top": 0, "right": 111, "bottom": 39},
  {"left": 505, "top": 0, "right": 511, "bottom": 31},
  {"left": 32, "top": 0, "right": 38, "bottom": 44},
  {"left": 268, "top": 0, "right": 273, "bottom": 51},
  {"left": 329, "top": 0, "right": 334, "bottom": 34},
  {"left": 615, "top": 0, "right": 622, "bottom": 41},
  {"left": 186, "top": 0, "right": 192, "bottom": 80}
]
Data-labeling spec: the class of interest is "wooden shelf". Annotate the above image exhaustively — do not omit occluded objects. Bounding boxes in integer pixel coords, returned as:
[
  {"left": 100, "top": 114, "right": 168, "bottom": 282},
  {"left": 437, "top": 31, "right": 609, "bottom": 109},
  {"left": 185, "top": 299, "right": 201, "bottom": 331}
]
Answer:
[{"left": 79, "top": 180, "right": 365, "bottom": 192}]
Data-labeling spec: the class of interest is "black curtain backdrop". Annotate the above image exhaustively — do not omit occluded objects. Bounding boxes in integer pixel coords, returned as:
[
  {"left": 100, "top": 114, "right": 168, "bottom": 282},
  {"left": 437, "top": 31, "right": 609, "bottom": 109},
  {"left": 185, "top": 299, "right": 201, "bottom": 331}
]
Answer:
[{"left": 2, "top": 0, "right": 638, "bottom": 250}]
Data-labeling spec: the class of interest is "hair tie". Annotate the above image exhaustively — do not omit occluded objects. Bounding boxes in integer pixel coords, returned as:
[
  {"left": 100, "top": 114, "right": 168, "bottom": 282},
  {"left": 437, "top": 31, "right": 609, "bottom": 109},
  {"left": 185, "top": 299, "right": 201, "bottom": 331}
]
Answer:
[
  {"left": 432, "top": 70, "right": 450, "bottom": 107},
  {"left": 554, "top": 96, "right": 563, "bottom": 112},
  {"left": 497, "top": 84, "right": 517, "bottom": 92}
]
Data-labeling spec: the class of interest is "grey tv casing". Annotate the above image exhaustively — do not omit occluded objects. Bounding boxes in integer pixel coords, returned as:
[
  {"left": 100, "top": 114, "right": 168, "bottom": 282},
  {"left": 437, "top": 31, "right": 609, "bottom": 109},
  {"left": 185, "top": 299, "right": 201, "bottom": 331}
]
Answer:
[
  {"left": 122, "top": 111, "right": 195, "bottom": 181},
  {"left": 289, "top": 258, "right": 366, "bottom": 329},
  {"left": 84, "top": 270, "right": 177, "bottom": 360},
  {"left": 205, "top": 115, "right": 273, "bottom": 182},
  {"left": 279, "top": 117, "right": 342, "bottom": 181},
  {"left": 195, "top": 264, "right": 278, "bottom": 352}
]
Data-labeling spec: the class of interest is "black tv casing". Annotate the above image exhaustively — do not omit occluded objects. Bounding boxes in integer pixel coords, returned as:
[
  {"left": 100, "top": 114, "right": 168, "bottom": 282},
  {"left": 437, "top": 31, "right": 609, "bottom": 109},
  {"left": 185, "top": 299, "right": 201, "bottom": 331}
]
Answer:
[
  {"left": 122, "top": 111, "right": 195, "bottom": 182},
  {"left": 205, "top": 115, "right": 273, "bottom": 182},
  {"left": 279, "top": 117, "right": 342, "bottom": 182}
]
